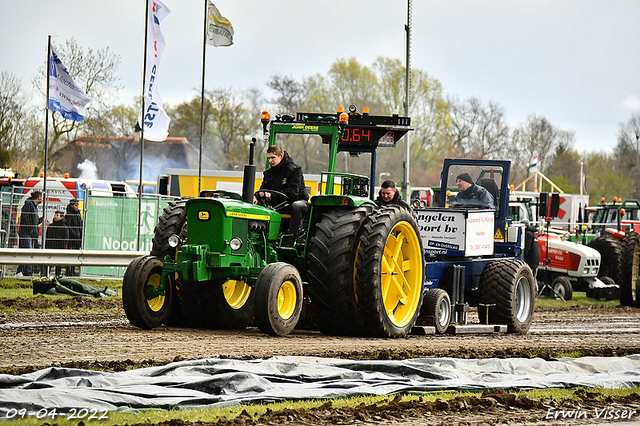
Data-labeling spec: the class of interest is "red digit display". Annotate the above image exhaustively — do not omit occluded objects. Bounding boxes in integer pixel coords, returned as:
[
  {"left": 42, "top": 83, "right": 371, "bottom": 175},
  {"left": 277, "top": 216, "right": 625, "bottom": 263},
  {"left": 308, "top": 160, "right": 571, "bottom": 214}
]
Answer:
[{"left": 341, "top": 128, "right": 371, "bottom": 142}]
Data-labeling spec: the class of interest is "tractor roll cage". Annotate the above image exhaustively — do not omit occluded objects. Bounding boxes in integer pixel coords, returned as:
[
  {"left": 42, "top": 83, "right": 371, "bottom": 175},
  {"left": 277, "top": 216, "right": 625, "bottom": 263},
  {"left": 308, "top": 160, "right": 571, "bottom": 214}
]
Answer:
[{"left": 265, "top": 110, "right": 412, "bottom": 199}]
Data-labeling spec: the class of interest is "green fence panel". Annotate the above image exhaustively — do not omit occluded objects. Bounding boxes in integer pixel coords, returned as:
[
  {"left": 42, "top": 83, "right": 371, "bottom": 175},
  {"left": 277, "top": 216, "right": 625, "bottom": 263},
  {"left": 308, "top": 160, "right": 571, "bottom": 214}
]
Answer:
[{"left": 83, "top": 196, "right": 162, "bottom": 277}]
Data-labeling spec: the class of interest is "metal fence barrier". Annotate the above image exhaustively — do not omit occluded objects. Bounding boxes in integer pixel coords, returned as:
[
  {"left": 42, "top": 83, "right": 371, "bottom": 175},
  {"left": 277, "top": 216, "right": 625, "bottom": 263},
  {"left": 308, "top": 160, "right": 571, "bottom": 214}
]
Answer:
[{"left": 0, "top": 186, "right": 179, "bottom": 278}]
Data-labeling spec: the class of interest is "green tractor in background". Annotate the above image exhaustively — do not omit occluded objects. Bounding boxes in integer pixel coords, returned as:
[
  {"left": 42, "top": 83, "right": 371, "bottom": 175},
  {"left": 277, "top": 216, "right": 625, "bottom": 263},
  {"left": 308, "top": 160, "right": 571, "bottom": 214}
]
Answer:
[{"left": 123, "top": 106, "right": 423, "bottom": 337}]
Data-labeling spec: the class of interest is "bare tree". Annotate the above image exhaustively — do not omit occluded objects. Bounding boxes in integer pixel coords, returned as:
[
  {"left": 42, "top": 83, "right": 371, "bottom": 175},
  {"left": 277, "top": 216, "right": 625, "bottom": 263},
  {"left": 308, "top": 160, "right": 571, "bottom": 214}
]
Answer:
[
  {"left": 266, "top": 74, "right": 314, "bottom": 170},
  {"left": 510, "top": 114, "right": 574, "bottom": 185},
  {"left": 447, "top": 96, "right": 510, "bottom": 159},
  {"left": 0, "top": 72, "right": 29, "bottom": 163},
  {"left": 613, "top": 112, "right": 640, "bottom": 198},
  {"left": 207, "top": 88, "right": 250, "bottom": 169}
]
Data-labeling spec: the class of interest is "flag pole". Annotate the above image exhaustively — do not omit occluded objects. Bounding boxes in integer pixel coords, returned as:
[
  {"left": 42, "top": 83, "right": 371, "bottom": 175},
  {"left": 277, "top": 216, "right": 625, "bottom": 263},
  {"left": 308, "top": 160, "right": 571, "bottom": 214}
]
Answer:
[
  {"left": 198, "top": 0, "right": 208, "bottom": 196},
  {"left": 42, "top": 35, "right": 52, "bottom": 251},
  {"left": 137, "top": 0, "right": 150, "bottom": 251}
]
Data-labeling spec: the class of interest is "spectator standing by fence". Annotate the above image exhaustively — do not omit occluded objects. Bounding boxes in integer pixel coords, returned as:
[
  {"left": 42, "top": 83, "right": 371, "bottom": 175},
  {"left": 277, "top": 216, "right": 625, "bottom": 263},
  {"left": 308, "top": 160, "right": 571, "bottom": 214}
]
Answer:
[
  {"left": 45, "top": 210, "right": 69, "bottom": 277},
  {"left": 16, "top": 191, "right": 43, "bottom": 277},
  {"left": 65, "top": 198, "right": 82, "bottom": 276}
]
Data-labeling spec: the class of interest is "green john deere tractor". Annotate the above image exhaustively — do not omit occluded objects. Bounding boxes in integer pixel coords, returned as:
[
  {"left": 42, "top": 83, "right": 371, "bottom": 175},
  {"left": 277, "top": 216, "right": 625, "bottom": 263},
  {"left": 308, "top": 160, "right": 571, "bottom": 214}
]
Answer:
[{"left": 122, "top": 106, "right": 423, "bottom": 337}]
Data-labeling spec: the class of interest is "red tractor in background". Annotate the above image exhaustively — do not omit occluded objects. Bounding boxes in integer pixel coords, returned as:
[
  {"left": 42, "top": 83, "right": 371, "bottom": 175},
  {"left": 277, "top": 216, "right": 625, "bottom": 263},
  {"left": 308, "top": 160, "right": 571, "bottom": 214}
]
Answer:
[{"left": 534, "top": 193, "right": 618, "bottom": 301}]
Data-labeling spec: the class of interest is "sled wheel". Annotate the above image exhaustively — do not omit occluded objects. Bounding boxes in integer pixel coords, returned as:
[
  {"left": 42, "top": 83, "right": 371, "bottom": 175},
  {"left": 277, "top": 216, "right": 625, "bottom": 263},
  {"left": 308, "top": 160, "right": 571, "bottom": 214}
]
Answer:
[
  {"left": 122, "top": 255, "right": 172, "bottom": 329},
  {"left": 588, "top": 236, "right": 622, "bottom": 285},
  {"left": 479, "top": 259, "right": 536, "bottom": 333},
  {"left": 620, "top": 231, "right": 639, "bottom": 307},
  {"left": 307, "top": 205, "right": 374, "bottom": 335},
  {"left": 355, "top": 206, "right": 425, "bottom": 337},
  {"left": 151, "top": 200, "right": 188, "bottom": 326},
  {"left": 254, "top": 262, "right": 303, "bottom": 336},
  {"left": 421, "top": 288, "right": 451, "bottom": 334},
  {"left": 601, "top": 276, "right": 616, "bottom": 285},
  {"left": 551, "top": 276, "right": 572, "bottom": 301}
]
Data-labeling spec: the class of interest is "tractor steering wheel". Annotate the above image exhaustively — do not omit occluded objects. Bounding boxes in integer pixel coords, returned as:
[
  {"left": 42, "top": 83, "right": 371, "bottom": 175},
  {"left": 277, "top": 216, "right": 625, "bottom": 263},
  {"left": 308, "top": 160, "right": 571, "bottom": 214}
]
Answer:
[{"left": 254, "top": 190, "right": 290, "bottom": 211}]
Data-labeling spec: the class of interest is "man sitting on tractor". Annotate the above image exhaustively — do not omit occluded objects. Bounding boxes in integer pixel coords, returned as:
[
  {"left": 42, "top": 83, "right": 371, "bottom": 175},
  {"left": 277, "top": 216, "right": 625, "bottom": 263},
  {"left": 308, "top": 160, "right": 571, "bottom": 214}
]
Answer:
[
  {"left": 375, "top": 179, "right": 410, "bottom": 209},
  {"left": 255, "top": 145, "right": 309, "bottom": 236},
  {"left": 451, "top": 172, "right": 495, "bottom": 208}
]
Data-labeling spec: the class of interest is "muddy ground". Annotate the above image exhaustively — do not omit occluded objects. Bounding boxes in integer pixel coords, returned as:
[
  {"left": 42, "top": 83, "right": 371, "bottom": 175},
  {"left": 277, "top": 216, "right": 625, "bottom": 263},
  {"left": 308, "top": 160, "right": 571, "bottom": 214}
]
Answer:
[{"left": 1, "top": 296, "right": 639, "bottom": 425}]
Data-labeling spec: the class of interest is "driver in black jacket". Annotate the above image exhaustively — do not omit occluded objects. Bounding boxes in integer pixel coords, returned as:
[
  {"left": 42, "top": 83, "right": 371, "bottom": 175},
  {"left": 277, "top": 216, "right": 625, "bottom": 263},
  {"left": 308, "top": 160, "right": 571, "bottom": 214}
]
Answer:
[{"left": 255, "top": 145, "right": 309, "bottom": 235}]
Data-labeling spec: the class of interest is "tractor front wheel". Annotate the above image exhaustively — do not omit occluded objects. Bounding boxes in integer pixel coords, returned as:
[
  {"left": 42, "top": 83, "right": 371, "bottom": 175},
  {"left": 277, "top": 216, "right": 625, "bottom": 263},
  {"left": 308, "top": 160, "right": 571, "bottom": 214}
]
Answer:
[
  {"left": 254, "top": 262, "right": 303, "bottom": 336},
  {"left": 122, "top": 255, "right": 173, "bottom": 329},
  {"left": 479, "top": 259, "right": 536, "bottom": 333},
  {"left": 551, "top": 276, "right": 573, "bottom": 301},
  {"left": 355, "top": 206, "right": 425, "bottom": 337}
]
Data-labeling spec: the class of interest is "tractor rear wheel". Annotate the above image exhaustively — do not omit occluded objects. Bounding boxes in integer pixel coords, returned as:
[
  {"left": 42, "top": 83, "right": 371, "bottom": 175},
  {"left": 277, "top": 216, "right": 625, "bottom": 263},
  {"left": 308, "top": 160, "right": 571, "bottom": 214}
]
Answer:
[
  {"left": 479, "top": 259, "right": 536, "bottom": 333},
  {"left": 421, "top": 288, "right": 451, "bottom": 334},
  {"left": 620, "top": 231, "right": 640, "bottom": 307},
  {"left": 254, "top": 262, "right": 303, "bottom": 336},
  {"left": 122, "top": 255, "right": 172, "bottom": 329},
  {"left": 551, "top": 276, "right": 573, "bottom": 301},
  {"left": 588, "top": 236, "right": 622, "bottom": 286},
  {"left": 355, "top": 206, "right": 425, "bottom": 337},
  {"left": 151, "top": 200, "right": 188, "bottom": 326},
  {"left": 307, "top": 205, "right": 373, "bottom": 336}
]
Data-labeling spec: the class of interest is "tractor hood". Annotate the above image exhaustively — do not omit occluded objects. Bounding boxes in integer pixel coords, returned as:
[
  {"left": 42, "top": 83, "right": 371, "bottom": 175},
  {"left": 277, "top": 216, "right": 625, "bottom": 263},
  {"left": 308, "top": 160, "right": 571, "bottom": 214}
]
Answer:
[
  {"left": 186, "top": 197, "right": 282, "bottom": 245},
  {"left": 537, "top": 233, "right": 600, "bottom": 277}
]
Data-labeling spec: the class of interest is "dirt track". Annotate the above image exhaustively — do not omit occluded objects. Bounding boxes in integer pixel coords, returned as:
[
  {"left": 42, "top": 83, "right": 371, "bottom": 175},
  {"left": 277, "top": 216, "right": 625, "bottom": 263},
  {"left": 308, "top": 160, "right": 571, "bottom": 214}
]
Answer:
[
  {"left": 1, "top": 297, "right": 640, "bottom": 425},
  {"left": 1, "top": 298, "right": 639, "bottom": 371}
]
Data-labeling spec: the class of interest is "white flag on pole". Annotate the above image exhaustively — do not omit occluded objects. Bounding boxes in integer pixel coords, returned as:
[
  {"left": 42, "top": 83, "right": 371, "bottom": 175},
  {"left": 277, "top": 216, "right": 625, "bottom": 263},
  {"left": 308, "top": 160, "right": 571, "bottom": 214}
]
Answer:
[
  {"left": 206, "top": 1, "right": 234, "bottom": 47},
  {"left": 529, "top": 155, "right": 538, "bottom": 174},
  {"left": 48, "top": 44, "right": 91, "bottom": 122},
  {"left": 140, "top": 0, "right": 171, "bottom": 141}
]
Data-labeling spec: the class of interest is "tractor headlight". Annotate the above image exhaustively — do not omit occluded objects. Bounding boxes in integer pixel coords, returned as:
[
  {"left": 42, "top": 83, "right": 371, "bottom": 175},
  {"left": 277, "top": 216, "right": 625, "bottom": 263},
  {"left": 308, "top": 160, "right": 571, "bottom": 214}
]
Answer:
[
  {"left": 229, "top": 237, "right": 243, "bottom": 251},
  {"left": 168, "top": 234, "right": 181, "bottom": 248}
]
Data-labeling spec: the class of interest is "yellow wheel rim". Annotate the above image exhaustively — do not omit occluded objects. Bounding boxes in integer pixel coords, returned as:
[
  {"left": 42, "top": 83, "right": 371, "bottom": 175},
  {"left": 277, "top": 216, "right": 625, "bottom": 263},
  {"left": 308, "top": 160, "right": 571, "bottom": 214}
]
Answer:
[
  {"left": 146, "top": 273, "right": 165, "bottom": 312},
  {"left": 277, "top": 280, "right": 297, "bottom": 320},
  {"left": 223, "top": 280, "right": 252, "bottom": 309},
  {"left": 380, "top": 220, "right": 423, "bottom": 327}
]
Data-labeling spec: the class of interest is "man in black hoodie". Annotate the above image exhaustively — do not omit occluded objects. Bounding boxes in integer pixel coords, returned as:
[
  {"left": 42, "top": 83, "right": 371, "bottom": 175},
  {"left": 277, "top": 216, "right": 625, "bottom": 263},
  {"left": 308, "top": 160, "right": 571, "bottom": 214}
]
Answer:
[
  {"left": 256, "top": 145, "right": 309, "bottom": 235},
  {"left": 45, "top": 210, "right": 69, "bottom": 277},
  {"left": 375, "top": 180, "right": 410, "bottom": 209}
]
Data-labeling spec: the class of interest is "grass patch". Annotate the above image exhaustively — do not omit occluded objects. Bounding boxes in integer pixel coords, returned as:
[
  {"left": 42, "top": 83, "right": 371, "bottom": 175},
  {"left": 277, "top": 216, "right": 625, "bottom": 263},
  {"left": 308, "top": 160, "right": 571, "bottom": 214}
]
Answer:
[
  {"left": 4, "top": 386, "right": 639, "bottom": 426},
  {"left": 0, "top": 277, "right": 123, "bottom": 312},
  {"left": 535, "top": 291, "right": 619, "bottom": 309}
]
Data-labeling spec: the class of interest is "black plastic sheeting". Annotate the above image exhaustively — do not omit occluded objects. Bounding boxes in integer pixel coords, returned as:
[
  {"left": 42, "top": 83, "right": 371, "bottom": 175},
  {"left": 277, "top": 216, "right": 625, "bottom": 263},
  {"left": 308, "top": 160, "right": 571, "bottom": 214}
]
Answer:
[{"left": 1, "top": 355, "right": 639, "bottom": 415}]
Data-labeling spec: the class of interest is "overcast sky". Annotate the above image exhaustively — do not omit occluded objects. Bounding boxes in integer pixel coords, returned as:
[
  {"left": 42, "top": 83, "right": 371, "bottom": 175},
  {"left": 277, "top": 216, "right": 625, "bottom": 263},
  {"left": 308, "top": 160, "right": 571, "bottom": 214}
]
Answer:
[{"left": 1, "top": 0, "right": 639, "bottom": 153}]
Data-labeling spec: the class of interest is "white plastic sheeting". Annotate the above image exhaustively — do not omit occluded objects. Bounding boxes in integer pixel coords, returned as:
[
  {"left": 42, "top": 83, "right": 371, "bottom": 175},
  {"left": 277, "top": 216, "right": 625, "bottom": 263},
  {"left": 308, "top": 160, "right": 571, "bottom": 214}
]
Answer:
[{"left": 1, "top": 355, "right": 639, "bottom": 415}]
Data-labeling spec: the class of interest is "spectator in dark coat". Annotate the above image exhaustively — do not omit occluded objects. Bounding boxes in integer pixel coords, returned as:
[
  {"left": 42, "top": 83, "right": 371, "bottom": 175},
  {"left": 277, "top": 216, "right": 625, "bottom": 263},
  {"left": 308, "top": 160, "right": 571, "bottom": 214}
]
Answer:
[
  {"left": 65, "top": 198, "right": 83, "bottom": 276},
  {"left": 45, "top": 210, "right": 69, "bottom": 277},
  {"left": 17, "top": 191, "right": 43, "bottom": 277}
]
